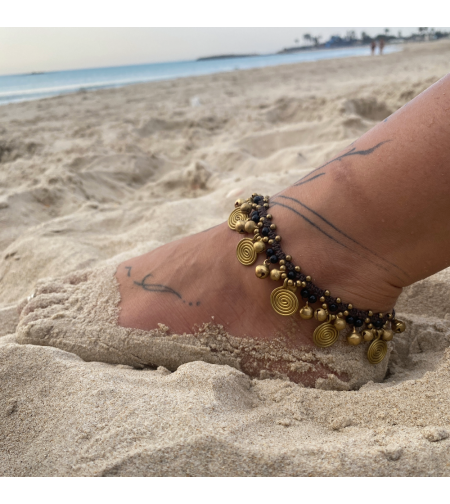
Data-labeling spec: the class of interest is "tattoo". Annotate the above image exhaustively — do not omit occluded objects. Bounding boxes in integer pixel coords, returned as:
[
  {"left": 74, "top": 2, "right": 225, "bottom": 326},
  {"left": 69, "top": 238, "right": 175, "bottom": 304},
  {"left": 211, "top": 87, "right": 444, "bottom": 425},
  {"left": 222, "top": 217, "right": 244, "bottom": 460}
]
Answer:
[
  {"left": 272, "top": 200, "right": 403, "bottom": 280},
  {"left": 134, "top": 274, "right": 182, "bottom": 299},
  {"left": 294, "top": 140, "right": 390, "bottom": 186},
  {"left": 294, "top": 173, "right": 325, "bottom": 187},
  {"left": 129, "top": 269, "right": 200, "bottom": 305},
  {"left": 273, "top": 195, "right": 408, "bottom": 278}
]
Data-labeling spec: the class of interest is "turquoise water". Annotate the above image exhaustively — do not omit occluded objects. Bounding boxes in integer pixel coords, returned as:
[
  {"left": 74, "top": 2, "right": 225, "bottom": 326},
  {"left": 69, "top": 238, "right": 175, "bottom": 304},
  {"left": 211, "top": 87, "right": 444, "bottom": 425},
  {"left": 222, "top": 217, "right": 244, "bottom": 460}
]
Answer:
[{"left": 0, "top": 45, "right": 400, "bottom": 106}]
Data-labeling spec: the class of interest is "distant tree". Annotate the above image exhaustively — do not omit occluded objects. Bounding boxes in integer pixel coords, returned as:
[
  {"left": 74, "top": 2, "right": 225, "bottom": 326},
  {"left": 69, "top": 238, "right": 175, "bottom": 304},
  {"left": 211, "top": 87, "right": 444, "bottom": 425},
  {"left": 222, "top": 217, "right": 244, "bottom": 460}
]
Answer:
[
  {"left": 312, "top": 35, "right": 322, "bottom": 47},
  {"left": 361, "top": 31, "right": 372, "bottom": 43},
  {"left": 398, "top": 30, "right": 402, "bottom": 38},
  {"left": 303, "top": 33, "right": 312, "bottom": 45},
  {"left": 384, "top": 28, "right": 389, "bottom": 35}
]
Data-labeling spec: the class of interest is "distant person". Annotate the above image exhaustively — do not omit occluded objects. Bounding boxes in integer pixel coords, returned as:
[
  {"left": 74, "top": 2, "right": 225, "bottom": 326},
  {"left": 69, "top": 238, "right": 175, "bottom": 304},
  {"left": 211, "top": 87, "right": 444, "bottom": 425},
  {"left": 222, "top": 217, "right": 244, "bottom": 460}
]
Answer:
[
  {"left": 379, "top": 38, "right": 385, "bottom": 55},
  {"left": 371, "top": 40, "right": 376, "bottom": 55}
]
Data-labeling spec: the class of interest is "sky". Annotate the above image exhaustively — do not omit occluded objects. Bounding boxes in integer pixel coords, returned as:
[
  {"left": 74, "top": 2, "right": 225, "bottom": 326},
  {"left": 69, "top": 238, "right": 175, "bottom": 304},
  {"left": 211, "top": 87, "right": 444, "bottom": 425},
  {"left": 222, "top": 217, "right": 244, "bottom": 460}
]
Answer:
[{"left": 1, "top": 27, "right": 448, "bottom": 76}]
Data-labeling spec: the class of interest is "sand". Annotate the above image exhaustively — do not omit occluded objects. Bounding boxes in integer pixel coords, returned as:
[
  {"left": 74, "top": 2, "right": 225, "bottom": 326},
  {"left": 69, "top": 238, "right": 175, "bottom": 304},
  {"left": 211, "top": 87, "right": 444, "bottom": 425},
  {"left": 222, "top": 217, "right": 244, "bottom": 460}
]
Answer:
[{"left": 2, "top": 40, "right": 450, "bottom": 476}]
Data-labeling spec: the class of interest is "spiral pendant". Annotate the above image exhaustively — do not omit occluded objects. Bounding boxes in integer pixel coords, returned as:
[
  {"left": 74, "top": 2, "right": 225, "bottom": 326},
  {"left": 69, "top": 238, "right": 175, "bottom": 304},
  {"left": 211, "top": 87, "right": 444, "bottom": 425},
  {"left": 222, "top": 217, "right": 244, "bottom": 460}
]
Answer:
[
  {"left": 367, "top": 339, "right": 388, "bottom": 364},
  {"left": 228, "top": 208, "right": 246, "bottom": 230},
  {"left": 270, "top": 285, "right": 299, "bottom": 316},
  {"left": 236, "top": 238, "right": 257, "bottom": 265},
  {"left": 313, "top": 321, "right": 339, "bottom": 348}
]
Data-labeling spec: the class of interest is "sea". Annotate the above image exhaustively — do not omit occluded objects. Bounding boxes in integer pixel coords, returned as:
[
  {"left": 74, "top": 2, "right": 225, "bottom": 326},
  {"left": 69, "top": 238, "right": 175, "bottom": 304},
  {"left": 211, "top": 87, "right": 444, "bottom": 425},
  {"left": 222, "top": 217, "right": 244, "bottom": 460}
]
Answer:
[{"left": 0, "top": 45, "right": 400, "bottom": 106}]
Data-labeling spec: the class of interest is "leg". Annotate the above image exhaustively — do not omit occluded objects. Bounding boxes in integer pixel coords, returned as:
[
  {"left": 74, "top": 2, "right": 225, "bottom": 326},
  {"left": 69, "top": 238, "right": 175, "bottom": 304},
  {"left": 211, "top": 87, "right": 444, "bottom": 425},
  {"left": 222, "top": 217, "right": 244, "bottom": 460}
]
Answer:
[{"left": 18, "top": 74, "right": 450, "bottom": 388}]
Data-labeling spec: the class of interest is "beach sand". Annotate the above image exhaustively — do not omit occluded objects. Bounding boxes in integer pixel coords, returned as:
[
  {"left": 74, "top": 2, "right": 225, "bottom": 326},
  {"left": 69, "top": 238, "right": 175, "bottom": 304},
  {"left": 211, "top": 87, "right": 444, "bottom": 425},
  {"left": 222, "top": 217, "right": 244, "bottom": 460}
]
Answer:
[{"left": 1, "top": 40, "right": 450, "bottom": 476}]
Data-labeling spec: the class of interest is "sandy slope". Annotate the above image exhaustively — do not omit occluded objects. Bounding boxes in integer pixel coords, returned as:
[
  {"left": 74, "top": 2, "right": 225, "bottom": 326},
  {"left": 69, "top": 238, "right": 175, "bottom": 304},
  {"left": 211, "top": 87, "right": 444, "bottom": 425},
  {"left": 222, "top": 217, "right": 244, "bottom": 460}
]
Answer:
[{"left": 1, "top": 41, "right": 450, "bottom": 476}]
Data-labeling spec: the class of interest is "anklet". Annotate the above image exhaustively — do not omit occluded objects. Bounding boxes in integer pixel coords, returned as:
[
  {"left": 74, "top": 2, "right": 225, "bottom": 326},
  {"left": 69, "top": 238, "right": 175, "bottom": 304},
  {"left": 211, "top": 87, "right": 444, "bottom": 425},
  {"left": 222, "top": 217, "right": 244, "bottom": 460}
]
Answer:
[{"left": 229, "top": 193, "right": 406, "bottom": 365}]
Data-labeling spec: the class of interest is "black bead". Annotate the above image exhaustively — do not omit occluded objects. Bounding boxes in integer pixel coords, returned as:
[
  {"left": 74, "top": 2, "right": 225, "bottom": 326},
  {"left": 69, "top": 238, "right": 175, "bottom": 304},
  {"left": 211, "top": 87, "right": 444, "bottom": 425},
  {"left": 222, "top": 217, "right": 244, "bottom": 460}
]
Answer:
[
  {"left": 374, "top": 320, "right": 383, "bottom": 329},
  {"left": 287, "top": 271, "right": 295, "bottom": 280},
  {"left": 301, "top": 289, "right": 309, "bottom": 299},
  {"left": 253, "top": 195, "right": 262, "bottom": 203},
  {"left": 269, "top": 255, "right": 278, "bottom": 264},
  {"left": 251, "top": 214, "right": 260, "bottom": 223},
  {"left": 328, "top": 303, "right": 338, "bottom": 313},
  {"left": 354, "top": 318, "right": 363, "bottom": 327},
  {"left": 346, "top": 316, "right": 355, "bottom": 325},
  {"left": 261, "top": 227, "right": 269, "bottom": 236},
  {"left": 266, "top": 248, "right": 274, "bottom": 257},
  {"left": 309, "top": 295, "right": 317, "bottom": 304}
]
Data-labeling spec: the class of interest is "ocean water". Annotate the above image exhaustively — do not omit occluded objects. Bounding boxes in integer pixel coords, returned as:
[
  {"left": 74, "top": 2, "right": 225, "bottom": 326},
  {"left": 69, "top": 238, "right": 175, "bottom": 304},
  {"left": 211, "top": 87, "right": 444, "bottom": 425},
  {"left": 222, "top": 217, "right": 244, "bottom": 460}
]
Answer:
[{"left": 0, "top": 45, "right": 400, "bottom": 106}]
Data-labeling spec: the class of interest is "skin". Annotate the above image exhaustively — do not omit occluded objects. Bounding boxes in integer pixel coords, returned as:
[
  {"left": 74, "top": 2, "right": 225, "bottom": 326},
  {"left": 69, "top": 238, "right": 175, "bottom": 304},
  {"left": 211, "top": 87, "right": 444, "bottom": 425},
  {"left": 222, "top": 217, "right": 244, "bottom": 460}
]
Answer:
[{"left": 116, "top": 73, "right": 450, "bottom": 385}]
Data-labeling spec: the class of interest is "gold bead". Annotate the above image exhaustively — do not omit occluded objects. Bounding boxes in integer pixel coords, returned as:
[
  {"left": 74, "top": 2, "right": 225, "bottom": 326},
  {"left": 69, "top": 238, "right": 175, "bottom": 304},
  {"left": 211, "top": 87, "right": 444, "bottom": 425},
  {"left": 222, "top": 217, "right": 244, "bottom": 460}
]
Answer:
[
  {"left": 294, "top": 265, "right": 301, "bottom": 272},
  {"left": 314, "top": 308, "right": 328, "bottom": 322},
  {"left": 262, "top": 237, "right": 269, "bottom": 243},
  {"left": 235, "top": 220, "right": 246, "bottom": 233},
  {"left": 288, "top": 279, "right": 294, "bottom": 286},
  {"left": 343, "top": 310, "right": 349, "bottom": 316},
  {"left": 244, "top": 221, "right": 258, "bottom": 233},
  {"left": 256, "top": 205, "right": 262, "bottom": 210},
  {"left": 338, "top": 312, "right": 343, "bottom": 317},
  {"left": 281, "top": 273, "right": 287, "bottom": 279},
  {"left": 275, "top": 236, "right": 281, "bottom": 242},
  {"left": 324, "top": 290, "right": 330, "bottom": 296},
  {"left": 257, "top": 222, "right": 263, "bottom": 228},
  {"left": 269, "top": 223, "right": 276, "bottom": 230},
  {"left": 252, "top": 204, "right": 257, "bottom": 209},
  {"left": 266, "top": 214, "right": 272, "bottom": 220},
  {"left": 334, "top": 317, "right": 346, "bottom": 330},
  {"left": 336, "top": 298, "right": 341, "bottom": 303},
  {"left": 306, "top": 276, "right": 311, "bottom": 282},
  {"left": 368, "top": 311, "right": 373, "bottom": 317},
  {"left": 320, "top": 296, "right": 325, "bottom": 302},
  {"left": 392, "top": 320, "right": 406, "bottom": 333},
  {"left": 365, "top": 318, "right": 370, "bottom": 324},
  {"left": 301, "top": 281, "right": 306, "bottom": 287},
  {"left": 254, "top": 230, "right": 259, "bottom": 235},
  {"left": 253, "top": 241, "right": 266, "bottom": 254},
  {"left": 264, "top": 203, "right": 269, "bottom": 208},
  {"left": 270, "top": 269, "right": 281, "bottom": 281},
  {"left": 331, "top": 315, "right": 336, "bottom": 320},
  {"left": 382, "top": 329, "right": 394, "bottom": 342},
  {"left": 322, "top": 303, "right": 327, "bottom": 309},
  {"left": 362, "top": 329, "right": 374, "bottom": 342},
  {"left": 280, "top": 265, "right": 286, "bottom": 271},
  {"left": 240, "top": 202, "right": 251, "bottom": 213},
  {"left": 299, "top": 304, "right": 314, "bottom": 319},
  {"left": 234, "top": 198, "right": 245, "bottom": 208},
  {"left": 296, "top": 280, "right": 301, "bottom": 287},
  {"left": 347, "top": 329, "right": 362, "bottom": 346},
  {"left": 255, "top": 264, "right": 270, "bottom": 279},
  {"left": 388, "top": 313, "right": 393, "bottom": 319},
  {"left": 279, "top": 259, "right": 285, "bottom": 265},
  {"left": 268, "top": 239, "right": 274, "bottom": 245},
  {"left": 285, "top": 255, "right": 292, "bottom": 261},
  {"left": 347, "top": 304, "right": 353, "bottom": 310},
  {"left": 368, "top": 324, "right": 373, "bottom": 329}
]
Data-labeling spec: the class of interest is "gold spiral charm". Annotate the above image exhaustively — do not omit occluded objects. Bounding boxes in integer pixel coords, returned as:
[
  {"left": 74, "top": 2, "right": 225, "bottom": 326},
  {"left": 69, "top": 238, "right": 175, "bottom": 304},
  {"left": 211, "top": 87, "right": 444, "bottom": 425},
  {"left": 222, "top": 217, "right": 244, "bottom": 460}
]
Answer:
[
  {"left": 367, "top": 339, "right": 388, "bottom": 364},
  {"left": 228, "top": 208, "right": 246, "bottom": 230},
  {"left": 270, "top": 286, "right": 299, "bottom": 316},
  {"left": 236, "top": 238, "right": 257, "bottom": 265},
  {"left": 313, "top": 321, "right": 339, "bottom": 348}
]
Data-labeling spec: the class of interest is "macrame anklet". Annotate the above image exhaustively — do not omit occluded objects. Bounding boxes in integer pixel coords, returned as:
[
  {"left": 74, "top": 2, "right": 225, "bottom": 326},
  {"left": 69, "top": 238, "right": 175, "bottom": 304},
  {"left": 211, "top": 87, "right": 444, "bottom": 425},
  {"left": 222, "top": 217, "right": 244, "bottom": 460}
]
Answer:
[{"left": 228, "top": 193, "right": 406, "bottom": 365}]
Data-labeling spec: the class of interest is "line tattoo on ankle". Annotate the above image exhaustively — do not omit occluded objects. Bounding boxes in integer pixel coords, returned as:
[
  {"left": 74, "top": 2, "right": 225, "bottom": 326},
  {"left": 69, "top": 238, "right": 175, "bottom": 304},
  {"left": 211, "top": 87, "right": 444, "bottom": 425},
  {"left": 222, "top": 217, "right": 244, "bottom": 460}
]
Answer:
[
  {"left": 270, "top": 199, "right": 406, "bottom": 281},
  {"left": 274, "top": 195, "right": 407, "bottom": 277},
  {"left": 294, "top": 140, "right": 391, "bottom": 186}
]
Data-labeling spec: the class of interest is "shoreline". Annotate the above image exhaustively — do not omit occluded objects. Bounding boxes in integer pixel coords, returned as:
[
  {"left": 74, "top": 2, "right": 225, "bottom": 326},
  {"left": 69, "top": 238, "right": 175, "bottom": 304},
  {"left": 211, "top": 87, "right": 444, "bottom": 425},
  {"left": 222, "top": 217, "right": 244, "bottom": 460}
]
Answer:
[{"left": 0, "top": 44, "right": 402, "bottom": 107}]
